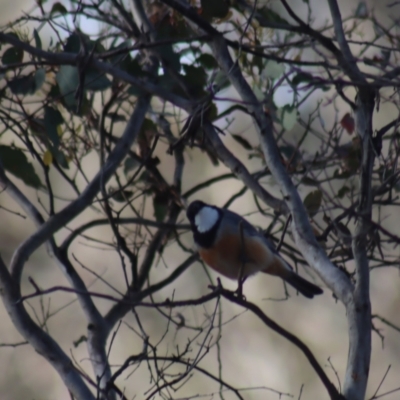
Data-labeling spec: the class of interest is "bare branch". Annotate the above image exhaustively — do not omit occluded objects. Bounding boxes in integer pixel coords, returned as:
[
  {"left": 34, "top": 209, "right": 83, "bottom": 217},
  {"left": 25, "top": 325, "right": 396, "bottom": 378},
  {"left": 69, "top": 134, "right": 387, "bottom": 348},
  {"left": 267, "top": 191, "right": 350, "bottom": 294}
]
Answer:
[
  {"left": 343, "top": 91, "right": 375, "bottom": 400},
  {"left": 0, "top": 33, "right": 190, "bottom": 110},
  {"left": 326, "top": 0, "right": 364, "bottom": 81},
  {"left": 10, "top": 95, "right": 151, "bottom": 283},
  {"left": 218, "top": 289, "right": 345, "bottom": 400},
  {"left": 208, "top": 35, "right": 352, "bottom": 301},
  {"left": 203, "top": 123, "right": 286, "bottom": 213},
  {"left": 0, "top": 255, "right": 95, "bottom": 400}
]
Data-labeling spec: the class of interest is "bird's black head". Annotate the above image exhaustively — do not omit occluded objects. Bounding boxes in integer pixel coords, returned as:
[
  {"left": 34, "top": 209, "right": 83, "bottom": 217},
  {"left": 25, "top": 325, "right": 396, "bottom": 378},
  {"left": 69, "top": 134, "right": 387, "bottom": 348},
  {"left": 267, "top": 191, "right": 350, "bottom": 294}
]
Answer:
[
  {"left": 186, "top": 200, "right": 222, "bottom": 248},
  {"left": 186, "top": 200, "right": 207, "bottom": 224}
]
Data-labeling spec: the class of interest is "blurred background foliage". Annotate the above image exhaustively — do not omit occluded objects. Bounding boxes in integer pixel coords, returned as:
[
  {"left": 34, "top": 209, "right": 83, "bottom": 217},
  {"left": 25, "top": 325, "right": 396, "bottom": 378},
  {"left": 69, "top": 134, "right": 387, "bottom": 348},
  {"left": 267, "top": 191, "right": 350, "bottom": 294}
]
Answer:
[{"left": 1, "top": 0, "right": 400, "bottom": 399}]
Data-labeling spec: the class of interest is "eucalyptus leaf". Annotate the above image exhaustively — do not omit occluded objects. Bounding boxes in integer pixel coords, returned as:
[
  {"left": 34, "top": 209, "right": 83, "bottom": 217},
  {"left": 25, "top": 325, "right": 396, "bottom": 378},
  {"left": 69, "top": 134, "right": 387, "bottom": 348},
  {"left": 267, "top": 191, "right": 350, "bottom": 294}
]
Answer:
[
  {"left": 279, "top": 106, "right": 298, "bottom": 131},
  {"left": 44, "top": 106, "right": 63, "bottom": 148},
  {"left": 33, "top": 29, "right": 42, "bottom": 50},
  {"left": 263, "top": 60, "right": 284, "bottom": 80},
  {"left": 85, "top": 69, "right": 111, "bottom": 91},
  {"left": 35, "top": 68, "right": 46, "bottom": 91},
  {"left": 0, "top": 145, "right": 41, "bottom": 188},
  {"left": 196, "top": 54, "right": 218, "bottom": 70},
  {"left": 51, "top": 2, "right": 67, "bottom": 14},
  {"left": 2, "top": 47, "right": 23, "bottom": 65},
  {"left": 153, "top": 194, "right": 169, "bottom": 222},
  {"left": 304, "top": 190, "right": 322, "bottom": 218},
  {"left": 124, "top": 157, "right": 139, "bottom": 176},
  {"left": 201, "top": 0, "right": 229, "bottom": 19},
  {"left": 8, "top": 75, "right": 36, "bottom": 95},
  {"left": 292, "top": 71, "right": 314, "bottom": 86},
  {"left": 258, "top": 7, "right": 289, "bottom": 24},
  {"left": 56, "top": 65, "right": 79, "bottom": 108}
]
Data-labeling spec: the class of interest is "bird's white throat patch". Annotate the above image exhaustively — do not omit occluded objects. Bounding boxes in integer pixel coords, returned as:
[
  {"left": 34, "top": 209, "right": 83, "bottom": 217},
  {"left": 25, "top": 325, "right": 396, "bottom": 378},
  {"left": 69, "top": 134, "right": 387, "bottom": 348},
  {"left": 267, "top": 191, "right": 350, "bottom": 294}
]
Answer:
[{"left": 194, "top": 206, "right": 219, "bottom": 233}]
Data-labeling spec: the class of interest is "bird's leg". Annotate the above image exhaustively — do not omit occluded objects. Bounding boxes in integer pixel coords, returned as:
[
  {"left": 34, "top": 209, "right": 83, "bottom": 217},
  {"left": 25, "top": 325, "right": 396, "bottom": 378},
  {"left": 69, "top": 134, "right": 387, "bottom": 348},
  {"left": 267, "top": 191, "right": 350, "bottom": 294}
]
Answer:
[{"left": 236, "top": 221, "right": 247, "bottom": 298}]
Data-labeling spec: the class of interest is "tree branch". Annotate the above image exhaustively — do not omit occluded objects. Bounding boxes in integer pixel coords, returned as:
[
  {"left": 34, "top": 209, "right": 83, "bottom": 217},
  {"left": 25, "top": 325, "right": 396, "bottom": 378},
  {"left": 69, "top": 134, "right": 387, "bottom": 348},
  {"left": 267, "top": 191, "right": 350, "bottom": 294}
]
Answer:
[
  {"left": 104, "top": 254, "right": 197, "bottom": 331},
  {"left": 10, "top": 95, "right": 151, "bottom": 283},
  {"left": 0, "top": 255, "right": 95, "bottom": 400},
  {"left": 280, "top": 0, "right": 365, "bottom": 83},
  {"left": 0, "top": 155, "right": 106, "bottom": 337},
  {"left": 208, "top": 35, "right": 353, "bottom": 301},
  {"left": 219, "top": 289, "right": 345, "bottom": 400},
  {"left": 203, "top": 123, "right": 286, "bottom": 213},
  {"left": 326, "top": 0, "right": 363, "bottom": 81},
  {"left": 343, "top": 88, "right": 375, "bottom": 400},
  {"left": 0, "top": 33, "right": 190, "bottom": 110}
]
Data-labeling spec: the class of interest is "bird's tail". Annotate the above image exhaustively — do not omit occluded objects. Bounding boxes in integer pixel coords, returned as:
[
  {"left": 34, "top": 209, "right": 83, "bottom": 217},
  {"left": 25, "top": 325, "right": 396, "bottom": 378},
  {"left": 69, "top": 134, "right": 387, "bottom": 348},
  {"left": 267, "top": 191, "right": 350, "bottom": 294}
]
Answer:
[{"left": 284, "top": 273, "right": 323, "bottom": 299}]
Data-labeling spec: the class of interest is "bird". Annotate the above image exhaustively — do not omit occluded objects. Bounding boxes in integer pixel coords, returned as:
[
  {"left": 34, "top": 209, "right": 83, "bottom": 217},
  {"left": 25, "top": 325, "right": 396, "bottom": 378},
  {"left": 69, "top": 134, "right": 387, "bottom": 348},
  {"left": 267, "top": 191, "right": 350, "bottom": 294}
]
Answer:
[{"left": 186, "top": 200, "right": 323, "bottom": 299}]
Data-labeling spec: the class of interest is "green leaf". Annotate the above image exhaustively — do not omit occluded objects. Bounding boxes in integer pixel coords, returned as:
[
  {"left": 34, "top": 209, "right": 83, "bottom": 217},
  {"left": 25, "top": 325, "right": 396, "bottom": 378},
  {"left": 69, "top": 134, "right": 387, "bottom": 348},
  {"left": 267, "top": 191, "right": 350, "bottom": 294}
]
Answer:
[
  {"left": 258, "top": 7, "right": 289, "bottom": 24},
  {"left": 64, "top": 33, "right": 81, "bottom": 53},
  {"left": 231, "top": 134, "right": 252, "bottom": 150},
  {"left": 206, "top": 102, "right": 218, "bottom": 121},
  {"left": 153, "top": 194, "right": 169, "bottom": 222},
  {"left": 53, "top": 149, "right": 69, "bottom": 169},
  {"left": 56, "top": 65, "right": 79, "bottom": 108},
  {"left": 159, "top": 73, "right": 184, "bottom": 98},
  {"left": 42, "top": 107, "right": 68, "bottom": 168},
  {"left": 8, "top": 74, "right": 37, "bottom": 95},
  {"left": 35, "top": 68, "right": 46, "bottom": 91},
  {"left": 253, "top": 86, "right": 264, "bottom": 101},
  {"left": 44, "top": 106, "right": 63, "bottom": 148},
  {"left": 2, "top": 47, "right": 24, "bottom": 65},
  {"left": 338, "top": 186, "right": 350, "bottom": 199},
  {"left": 301, "top": 176, "right": 319, "bottom": 186},
  {"left": 111, "top": 189, "right": 134, "bottom": 202},
  {"left": 183, "top": 65, "right": 207, "bottom": 95},
  {"left": 158, "top": 45, "right": 181, "bottom": 71},
  {"left": 303, "top": 190, "right": 322, "bottom": 218},
  {"left": 84, "top": 68, "right": 111, "bottom": 91},
  {"left": 291, "top": 71, "right": 330, "bottom": 91},
  {"left": 8, "top": 69, "right": 44, "bottom": 95},
  {"left": 201, "top": 0, "right": 229, "bottom": 19},
  {"left": 0, "top": 145, "right": 41, "bottom": 188},
  {"left": 196, "top": 54, "right": 218, "bottom": 70},
  {"left": 62, "top": 31, "right": 102, "bottom": 54},
  {"left": 121, "top": 56, "right": 145, "bottom": 76},
  {"left": 280, "top": 144, "right": 301, "bottom": 164},
  {"left": 320, "top": 84, "right": 331, "bottom": 92},
  {"left": 127, "top": 84, "right": 144, "bottom": 97},
  {"left": 141, "top": 118, "right": 158, "bottom": 135},
  {"left": 279, "top": 106, "right": 298, "bottom": 131},
  {"left": 33, "top": 29, "right": 42, "bottom": 50},
  {"left": 251, "top": 55, "right": 263, "bottom": 74},
  {"left": 262, "top": 60, "right": 284, "bottom": 80},
  {"left": 213, "top": 70, "right": 230, "bottom": 90},
  {"left": 292, "top": 71, "right": 314, "bottom": 86},
  {"left": 109, "top": 42, "right": 134, "bottom": 65},
  {"left": 51, "top": 2, "right": 67, "bottom": 14},
  {"left": 48, "top": 82, "right": 61, "bottom": 99},
  {"left": 139, "top": 170, "right": 150, "bottom": 182},
  {"left": 124, "top": 157, "right": 139, "bottom": 176}
]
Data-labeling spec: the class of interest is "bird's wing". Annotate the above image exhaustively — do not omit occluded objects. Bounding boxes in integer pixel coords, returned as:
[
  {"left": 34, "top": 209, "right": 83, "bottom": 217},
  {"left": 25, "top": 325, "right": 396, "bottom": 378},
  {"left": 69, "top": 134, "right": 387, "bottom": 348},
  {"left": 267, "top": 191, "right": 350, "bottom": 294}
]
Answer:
[{"left": 222, "top": 209, "right": 282, "bottom": 257}]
